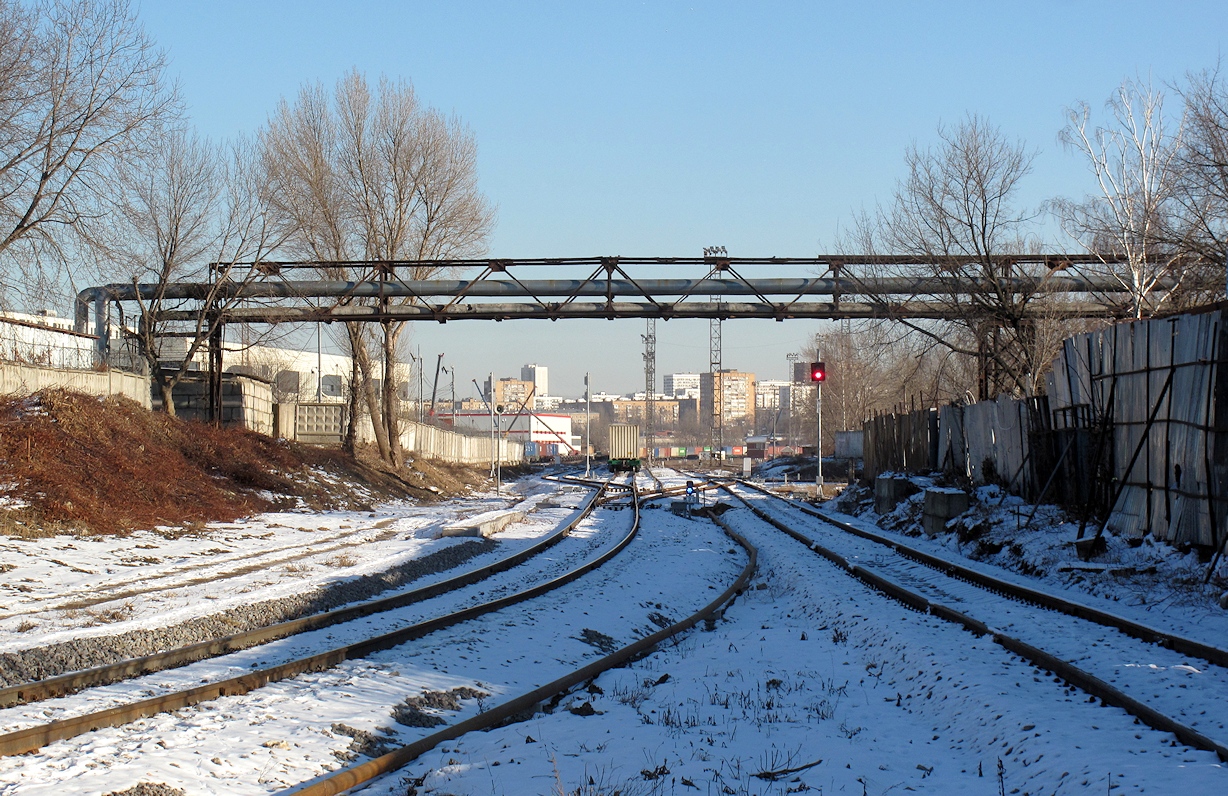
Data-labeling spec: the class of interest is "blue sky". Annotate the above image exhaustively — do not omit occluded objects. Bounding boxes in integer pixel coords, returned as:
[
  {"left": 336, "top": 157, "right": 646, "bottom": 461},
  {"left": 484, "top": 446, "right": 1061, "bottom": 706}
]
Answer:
[{"left": 138, "top": 1, "right": 1226, "bottom": 397}]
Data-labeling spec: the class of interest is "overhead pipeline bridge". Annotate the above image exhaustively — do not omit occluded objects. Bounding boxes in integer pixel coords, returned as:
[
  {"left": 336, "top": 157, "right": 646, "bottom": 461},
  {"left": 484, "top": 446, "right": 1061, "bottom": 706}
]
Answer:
[
  {"left": 77, "top": 254, "right": 1144, "bottom": 349},
  {"left": 75, "top": 254, "right": 1155, "bottom": 422}
]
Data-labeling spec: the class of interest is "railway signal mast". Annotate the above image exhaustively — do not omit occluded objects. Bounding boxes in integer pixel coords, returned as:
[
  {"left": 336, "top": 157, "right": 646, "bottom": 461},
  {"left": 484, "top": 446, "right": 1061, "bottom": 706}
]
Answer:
[
  {"left": 643, "top": 318, "right": 656, "bottom": 467},
  {"left": 810, "top": 361, "right": 826, "bottom": 495},
  {"left": 704, "top": 246, "right": 727, "bottom": 460},
  {"left": 584, "top": 372, "right": 591, "bottom": 476}
]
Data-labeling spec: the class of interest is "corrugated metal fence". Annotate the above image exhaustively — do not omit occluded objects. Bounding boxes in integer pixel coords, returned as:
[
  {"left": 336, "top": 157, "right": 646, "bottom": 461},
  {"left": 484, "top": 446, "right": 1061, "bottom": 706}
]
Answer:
[
  {"left": 864, "top": 306, "right": 1227, "bottom": 550},
  {"left": 864, "top": 408, "right": 937, "bottom": 479},
  {"left": 1046, "top": 309, "right": 1226, "bottom": 547}
]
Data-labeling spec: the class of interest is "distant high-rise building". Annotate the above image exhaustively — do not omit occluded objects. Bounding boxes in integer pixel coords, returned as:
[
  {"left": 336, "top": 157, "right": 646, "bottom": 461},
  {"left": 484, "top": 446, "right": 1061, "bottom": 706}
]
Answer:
[
  {"left": 700, "top": 370, "right": 756, "bottom": 427},
  {"left": 484, "top": 377, "right": 534, "bottom": 410},
  {"left": 755, "top": 379, "right": 791, "bottom": 434},
  {"left": 521, "top": 364, "right": 548, "bottom": 398},
  {"left": 664, "top": 372, "right": 700, "bottom": 399},
  {"left": 755, "top": 380, "right": 791, "bottom": 413}
]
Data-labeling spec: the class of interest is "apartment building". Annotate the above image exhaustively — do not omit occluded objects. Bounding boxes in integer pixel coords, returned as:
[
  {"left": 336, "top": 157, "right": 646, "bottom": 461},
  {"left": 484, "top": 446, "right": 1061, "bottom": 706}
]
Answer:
[{"left": 699, "top": 370, "right": 756, "bottom": 427}]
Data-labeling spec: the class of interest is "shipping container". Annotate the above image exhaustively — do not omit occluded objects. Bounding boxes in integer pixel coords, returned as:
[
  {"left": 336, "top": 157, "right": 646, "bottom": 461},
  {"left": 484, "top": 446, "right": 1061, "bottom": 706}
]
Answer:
[
  {"left": 545, "top": 442, "right": 560, "bottom": 456},
  {"left": 525, "top": 441, "right": 539, "bottom": 457},
  {"left": 607, "top": 423, "right": 642, "bottom": 472},
  {"left": 608, "top": 424, "right": 641, "bottom": 459}
]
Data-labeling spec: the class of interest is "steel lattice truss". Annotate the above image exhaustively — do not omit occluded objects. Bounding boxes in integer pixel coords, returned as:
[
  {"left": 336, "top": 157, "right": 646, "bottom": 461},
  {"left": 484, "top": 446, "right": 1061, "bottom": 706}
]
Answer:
[{"left": 77, "top": 254, "right": 1150, "bottom": 335}]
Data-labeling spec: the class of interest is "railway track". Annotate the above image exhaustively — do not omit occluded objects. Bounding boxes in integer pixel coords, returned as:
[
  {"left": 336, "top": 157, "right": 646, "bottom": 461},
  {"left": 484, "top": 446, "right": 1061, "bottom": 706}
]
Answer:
[
  {"left": 0, "top": 478, "right": 638, "bottom": 755},
  {"left": 282, "top": 478, "right": 754, "bottom": 796},
  {"left": 1, "top": 478, "right": 753, "bottom": 795},
  {"left": 0, "top": 484, "right": 605, "bottom": 712},
  {"left": 0, "top": 498, "right": 531, "bottom": 622},
  {"left": 722, "top": 480, "right": 1228, "bottom": 762}
]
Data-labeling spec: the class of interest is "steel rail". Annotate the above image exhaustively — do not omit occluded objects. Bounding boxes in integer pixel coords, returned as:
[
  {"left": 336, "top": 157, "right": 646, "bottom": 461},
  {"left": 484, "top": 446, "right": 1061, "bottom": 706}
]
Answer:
[
  {"left": 721, "top": 482, "right": 1228, "bottom": 763},
  {"left": 279, "top": 500, "right": 758, "bottom": 796},
  {"left": 0, "top": 482, "right": 653, "bottom": 757},
  {"left": 0, "top": 486, "right": 608, "bottom": 710},
  {"left": 738, "top": 480, "right": 1228, "bottom": 669}
]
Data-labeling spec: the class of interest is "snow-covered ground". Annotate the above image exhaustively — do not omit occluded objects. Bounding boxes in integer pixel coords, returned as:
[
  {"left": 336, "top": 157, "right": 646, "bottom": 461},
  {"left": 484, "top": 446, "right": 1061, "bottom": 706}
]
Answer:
[
  {"left": 1, "top": 468, "right": 1225, "bottom": 794},
  {"left": 0, "top": 478, "right": 580, "bottom": 651},
  {"left": 832, "top": 477, "right": 1228, "bottom": 647},
  {"left": 357, "top": 474, "right": 1226, "bottom": 796}
]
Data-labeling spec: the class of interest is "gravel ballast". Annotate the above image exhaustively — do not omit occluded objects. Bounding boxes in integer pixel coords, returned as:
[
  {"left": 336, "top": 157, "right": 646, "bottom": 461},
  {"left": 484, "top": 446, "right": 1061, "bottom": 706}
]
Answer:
[{"left": 0, "top": 538, "right": 497, "bottom": 686}]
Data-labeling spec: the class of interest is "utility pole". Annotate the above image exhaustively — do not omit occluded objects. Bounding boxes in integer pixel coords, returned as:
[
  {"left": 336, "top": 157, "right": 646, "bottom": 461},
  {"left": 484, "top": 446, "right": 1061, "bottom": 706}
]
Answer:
[
  {"left": 429, "top": 353, "right": 444, "bottom": 419},
  {"left": 316, "top": 322, "right": 323, "bottom": 402},
  {"left": 643, "top": 318, "right": 656, "bottom": 468},
  {"left": 488, "top": 372, "right": 495, "bottom": 480},
  {"left": 786, "top": 352, "right": 798, "bottom": 452},
  {"left": 495, "top": 405, "right": 503, "bottom": 496},
  {"left": 585, "top": 372, "right": 591, "bottom": 477}
]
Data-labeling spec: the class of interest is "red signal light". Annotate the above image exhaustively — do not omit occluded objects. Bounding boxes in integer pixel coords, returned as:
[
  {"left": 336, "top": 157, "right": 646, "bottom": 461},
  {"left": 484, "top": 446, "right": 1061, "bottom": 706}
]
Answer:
[{"left": 810, "top": 361, "right": 826, "bottom": 382}]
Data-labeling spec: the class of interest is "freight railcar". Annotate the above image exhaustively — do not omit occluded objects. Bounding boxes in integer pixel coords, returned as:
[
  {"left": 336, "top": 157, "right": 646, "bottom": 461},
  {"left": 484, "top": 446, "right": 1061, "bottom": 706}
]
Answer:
[{"left": 607, "top": 423, "right": 641, "bottom": 472}]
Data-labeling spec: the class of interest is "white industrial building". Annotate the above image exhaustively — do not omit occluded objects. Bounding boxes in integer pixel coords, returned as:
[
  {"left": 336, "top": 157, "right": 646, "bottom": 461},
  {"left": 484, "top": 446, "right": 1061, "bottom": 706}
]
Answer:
[
  {"left": 755, "top": 379, "right": 791, "bottom": 412},
  {"left": 664, "top": 372, "right": 700, "bottom": 399},
  {"left": 443, "top": 410, "right": 577, "bottom": 453},
  {"left": 154, "top": 336, "right": 357, "bottom": 403},
  {"left": 0, "top": 312, "right": 99, "bottom": 370}
]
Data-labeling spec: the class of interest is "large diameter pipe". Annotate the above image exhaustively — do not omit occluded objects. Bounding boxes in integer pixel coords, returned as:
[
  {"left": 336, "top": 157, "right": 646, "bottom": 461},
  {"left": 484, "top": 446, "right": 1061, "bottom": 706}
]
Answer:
[
  {"left": 77, "top": 275, "right": 1143, "bottom": 307},
  {"left": 152, "top": 300, "right": 1122, "bottom": 324}
]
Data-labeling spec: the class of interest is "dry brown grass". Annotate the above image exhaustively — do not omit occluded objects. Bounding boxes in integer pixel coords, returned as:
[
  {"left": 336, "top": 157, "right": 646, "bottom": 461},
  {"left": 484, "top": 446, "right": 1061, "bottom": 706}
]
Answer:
[{"left": 0, "top": 389, "right": 490, "bottom": 537}]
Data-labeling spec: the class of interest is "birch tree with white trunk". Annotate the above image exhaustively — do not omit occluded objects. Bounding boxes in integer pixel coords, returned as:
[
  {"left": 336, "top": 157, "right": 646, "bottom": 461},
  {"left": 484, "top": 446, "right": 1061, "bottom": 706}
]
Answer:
[{"left": 1055, "top": 79, "right": 1186, "bottom": 318}]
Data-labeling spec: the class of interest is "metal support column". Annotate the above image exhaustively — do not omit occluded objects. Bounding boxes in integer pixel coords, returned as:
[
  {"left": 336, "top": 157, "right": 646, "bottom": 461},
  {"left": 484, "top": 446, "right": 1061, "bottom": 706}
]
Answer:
[
  {"left": 710, "top": 315, "right": 722, "bottom": 456},
  {"left": 488, "top": 371, "right": 496, "bottom": 479},
  {"left": 786, "top": 352, "right": 799, "bottom": 451},
  {"left": 208, "top": 318, "right": 223, "bottom": 426}
]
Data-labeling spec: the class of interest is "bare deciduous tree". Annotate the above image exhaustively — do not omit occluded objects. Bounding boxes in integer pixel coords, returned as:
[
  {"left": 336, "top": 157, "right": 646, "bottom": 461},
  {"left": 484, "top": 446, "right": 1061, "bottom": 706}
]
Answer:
[
  {"left": 1054, "top": 78, "right": 1189, "bottom": 317},
  {"left": 1174, "top": 66, "right": 1228, "bottom": 293},
  {"left": 844, "top": 114, "right": 1057, "bottom": 398},
  {"left": 262, "top": 70, "right": 493, "bottom": 465},
  {"left": 0, "top": 0, "right": 176, "bottom": 304},
  {"left": 808, "top": 321, "right": 971, "bottom": 431},
  {"left": 93, "top": 130, "right": 285, "bottom": 413}
]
